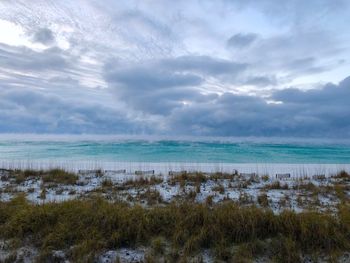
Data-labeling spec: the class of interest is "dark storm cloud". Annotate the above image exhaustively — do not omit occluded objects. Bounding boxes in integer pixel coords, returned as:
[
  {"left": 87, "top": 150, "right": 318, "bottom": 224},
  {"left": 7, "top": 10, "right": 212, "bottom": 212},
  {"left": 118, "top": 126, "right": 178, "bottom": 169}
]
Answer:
[
  {"left": 165, "top": 76, "right": 350, "bottom": 137},
  {"left": 103, "top": 50, "right": 350, "bottom": 137},
  {"left": 273, "top": 76, "right": 350, "bottom": 104},
  {"left": 104, "top": 55, "right": 246, "bottom": 114},
  {"left": 105, "top": 62, "right": 203, "bottom": 114},
  {"left": 0, "top": 88, "right": 149, "bottom": 134},
  {"left": 1, "top": 66, "right": 349, "bottom": 137}
]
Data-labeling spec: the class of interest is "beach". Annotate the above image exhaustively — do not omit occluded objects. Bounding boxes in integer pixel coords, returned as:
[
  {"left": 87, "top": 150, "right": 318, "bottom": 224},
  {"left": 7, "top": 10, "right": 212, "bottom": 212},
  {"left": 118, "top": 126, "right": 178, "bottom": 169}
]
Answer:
[{"left": 0, "top": 167, "right": 350, "bottom": 262}]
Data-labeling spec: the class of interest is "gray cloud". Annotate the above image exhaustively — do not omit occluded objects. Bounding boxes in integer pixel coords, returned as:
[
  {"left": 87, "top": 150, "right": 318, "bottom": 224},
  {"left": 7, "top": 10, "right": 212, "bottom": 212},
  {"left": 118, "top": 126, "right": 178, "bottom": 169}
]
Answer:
[
  {"left": 0, "top": 44, "right": 68, "bottom": 71},
  {"left": 242, "top": 75, "right": 277, "bottom": 87},
  {"left": 273, "top": 76, "right": 350, "bottom": 105},
  {"left": 105, "top": 63, "right": 202, "bottom": 114},
  {"left": 102, "top": 55, "right": 350, "bottom": 137},
  {"left": 1, "top": 71, "right": 350, "bottom": 137},
  {"left": 160, "top": 55, "right": 248, "bottom": 76},
  {"left": 104, "top": 55, "right": 246, "bottom": 114},
  {"left": 32, "top": 28, "right": 55, "bottom": 45},
  {"left": 165, "top": 76, "right": 350, "bottom": 137},
  {"left": 0, "top": 87, "right": 150, "bottom": 134},
  {"left": 0, "top": 0, "right": 349, "bottom": 137},
  {"left": 227, "top": 33, "right": 258, "bottom": 48}
]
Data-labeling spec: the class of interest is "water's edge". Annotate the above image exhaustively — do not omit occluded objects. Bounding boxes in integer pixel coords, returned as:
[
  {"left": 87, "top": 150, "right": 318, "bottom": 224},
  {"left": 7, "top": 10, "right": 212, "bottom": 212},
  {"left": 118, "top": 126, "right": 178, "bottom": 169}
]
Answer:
[{"left": 1, "top": 160, "right": 349, "bottom": 177}]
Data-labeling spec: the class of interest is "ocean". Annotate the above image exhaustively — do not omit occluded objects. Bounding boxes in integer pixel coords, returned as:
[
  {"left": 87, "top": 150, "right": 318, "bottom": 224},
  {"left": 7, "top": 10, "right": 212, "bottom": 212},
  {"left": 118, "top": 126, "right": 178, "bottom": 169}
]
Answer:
[{"left": 1, "top": 135, "right": 350, "bottom": 175}]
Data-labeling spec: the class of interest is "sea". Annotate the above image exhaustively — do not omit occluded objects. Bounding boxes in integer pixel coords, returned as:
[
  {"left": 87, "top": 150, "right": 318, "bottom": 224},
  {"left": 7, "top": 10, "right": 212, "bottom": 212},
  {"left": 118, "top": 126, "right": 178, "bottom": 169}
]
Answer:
[{"left": 1, "top": 134, "right": 350, "bottom": 176}]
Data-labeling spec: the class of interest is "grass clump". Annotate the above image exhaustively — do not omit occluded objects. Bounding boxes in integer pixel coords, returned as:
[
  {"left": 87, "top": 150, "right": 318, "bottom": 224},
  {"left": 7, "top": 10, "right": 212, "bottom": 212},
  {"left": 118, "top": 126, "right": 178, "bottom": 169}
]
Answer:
[
  {"left": 293, "top": 181, "right": 318, "bottom": 191},
  {"left": 257, "top": 193, "right": 269, "bottom": 207},
  {"left": 261, "top": 174, "right": 269, "bottom": 182},
  {"left": 209, "top": 172, "right": 235, "bottom": 181},
  {"left": 212, "top": 184, "right": 225, "bottom": 194},
  {"left": 233, "top": 239, "right": 266, "bottom": 262},
  {"left": 13, "top": 169, "right": 44, "bottom": 184},
  {"left": 123, "top": 176, "right": 163, "bottom": 187},
  {"left": 39, "top": 188, "right": 47, "bottom": 200},
  {"left": 7, "top": 168, "right": 78, "bottom": 185},
  {"left": 101, "top": 178, "right": 114, "bottom": 188},
  {"left": 270, "top": 236, "right": 301, "bottom": 263},
  {"left": 139, "top": 188, "right": 163, "bottom": 205},
  {"left": 263, "top": 181, "right": 289, "bottom": 190},
  {"left": 333, "top": 170, "right": 350, "bottom": 179},
  {"left": 151, "top": 236, "right": 166, "bottom": 255},
  {"left": 238, "top": 192, "right": 253, "bottom": 204},
  {"left": 168, "top": 172, "right": 207, "bottom": 186},
  {"left": 42, "top": 169, "right": 78, "bottom": 185}
]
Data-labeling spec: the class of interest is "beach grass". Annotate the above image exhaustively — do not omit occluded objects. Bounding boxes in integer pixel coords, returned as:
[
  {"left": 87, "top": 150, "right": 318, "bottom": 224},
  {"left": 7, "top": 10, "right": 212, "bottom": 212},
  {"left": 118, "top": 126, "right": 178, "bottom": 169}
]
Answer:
[
  {"left": 9, "top": 168, "right": 78, "bottom": 185},
  {"left": 0, "top": 195, "right": 349, "bottom": 262},
  {"left": 1, "top": 168, "right": 350, "bottom": 261}
]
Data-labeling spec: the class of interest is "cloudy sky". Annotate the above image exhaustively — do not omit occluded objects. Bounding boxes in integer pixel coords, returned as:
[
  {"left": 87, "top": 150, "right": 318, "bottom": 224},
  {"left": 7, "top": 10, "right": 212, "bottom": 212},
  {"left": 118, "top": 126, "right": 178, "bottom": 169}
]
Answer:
[{"left": 0, "top": 0, "right": 349, "bottom": 137}]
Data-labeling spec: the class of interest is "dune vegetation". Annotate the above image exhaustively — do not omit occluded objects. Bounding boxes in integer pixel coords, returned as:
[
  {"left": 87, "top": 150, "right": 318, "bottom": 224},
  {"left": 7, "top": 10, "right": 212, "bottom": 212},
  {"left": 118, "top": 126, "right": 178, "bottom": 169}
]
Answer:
[
  {"left": 0, "top": 194, "right": 349, "bottom": 262},
  {"left": 0, "top": 169, "right": 350, "bottom": 262}
]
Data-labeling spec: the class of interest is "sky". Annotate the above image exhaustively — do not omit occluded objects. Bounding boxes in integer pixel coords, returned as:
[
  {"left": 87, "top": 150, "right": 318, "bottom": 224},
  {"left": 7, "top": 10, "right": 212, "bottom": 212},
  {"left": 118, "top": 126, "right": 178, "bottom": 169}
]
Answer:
[{"left": 0, "top": 0, "right": 349, "bottom": 137}]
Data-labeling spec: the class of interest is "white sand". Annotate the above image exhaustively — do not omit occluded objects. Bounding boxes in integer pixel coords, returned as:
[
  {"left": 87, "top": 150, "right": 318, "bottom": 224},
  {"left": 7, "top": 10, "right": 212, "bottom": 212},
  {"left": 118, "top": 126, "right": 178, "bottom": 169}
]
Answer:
[{"left": 1, "top": 160, "right": 350, "bottom": 177}]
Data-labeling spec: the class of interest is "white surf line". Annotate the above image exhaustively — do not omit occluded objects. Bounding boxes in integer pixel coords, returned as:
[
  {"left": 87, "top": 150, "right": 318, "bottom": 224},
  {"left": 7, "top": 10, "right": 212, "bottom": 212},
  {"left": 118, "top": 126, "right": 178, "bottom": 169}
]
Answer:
[{"left": 0, "top": 160, "right": 350, "bottom": 177}]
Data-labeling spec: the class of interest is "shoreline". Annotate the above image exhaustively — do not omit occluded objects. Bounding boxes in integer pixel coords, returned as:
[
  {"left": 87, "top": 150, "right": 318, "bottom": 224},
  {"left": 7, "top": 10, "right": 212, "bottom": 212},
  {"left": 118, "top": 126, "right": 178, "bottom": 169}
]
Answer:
[{"left": 1, "top": 160, "right": 350, "bottom": 176}]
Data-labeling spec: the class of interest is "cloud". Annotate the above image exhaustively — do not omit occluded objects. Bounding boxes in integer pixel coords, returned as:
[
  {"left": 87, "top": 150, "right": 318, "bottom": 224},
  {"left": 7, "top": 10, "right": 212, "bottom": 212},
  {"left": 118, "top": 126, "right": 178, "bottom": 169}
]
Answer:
[
  {"left": 104, "top": 63, "right": 202, "bottom": 114},
  {"left": 32, "top": 28, "right": 55, "bottom": 45},
  {"left": 165, "top": 76, "right": 350, "bottom": 137},
  {"left": 160, "top": 55, "right": 248, "bottom": 76},
  {"left": 242, "top": 75, "right": 277, "bottom": 87},
  {"left": 0, "top": 87, "right": 151, "bottom": 134},
  {"left": 104, "top": 55, "right": 246, "bottom": 114},
  {"left": 273, "top": 76, "right": 350, "bottom": 105},
  {"left": 0, "top": 0, "right": 349, "bottom": 137},
  {"left": 227, "top": 33, "right": 258, "bottom": 48},
  {"left": 1, "top": 67, "right": 350, "bottom": 137},
  {"left": 0, "top": 44, "right": 68, "bottom": 71}
]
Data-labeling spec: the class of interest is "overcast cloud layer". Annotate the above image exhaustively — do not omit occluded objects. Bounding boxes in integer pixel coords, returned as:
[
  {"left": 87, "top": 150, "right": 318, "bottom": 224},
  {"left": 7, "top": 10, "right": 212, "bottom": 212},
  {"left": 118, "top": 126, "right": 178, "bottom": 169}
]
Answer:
[{"left": 0, "top": 0, "right": 349, "bottom": 137}]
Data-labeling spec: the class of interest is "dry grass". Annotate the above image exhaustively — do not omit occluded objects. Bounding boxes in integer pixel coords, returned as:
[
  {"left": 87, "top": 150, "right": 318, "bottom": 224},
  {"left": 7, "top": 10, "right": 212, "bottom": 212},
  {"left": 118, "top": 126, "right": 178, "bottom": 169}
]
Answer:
[
  {"left": 101, "top": 178, "right": 114, "bottom": 188},
  {"left": 208, "top": 172, "right": 236, "bottom": 181},
  {"left": 138, "top": 188, "right": 163, "bottom": 205},
  {"left": 42, "top": 169, "right": 78, "bottom": 185},
  {"left": 168, "top": 172, "right": 207, "bottom": 186},
  {"left": 333, "top": 170, "right": 350, "bottom": 180},
  {"left": 263, "top": 181, "right": 289, "bottom": 190},
  {"left": 9, "top": 169, "right": 78, "bottom": 185},
  {"left": 123, "top": 176, "right": 163, "bottom": 187},
  {"left": 212, "top": 184, "right": 225, "bottom": 194},
  {"left": 257, "top": 193, "right": 269, "bottom": 208},
  {"left": 0, "top": 196, "right": 349, "bottom": 261}
]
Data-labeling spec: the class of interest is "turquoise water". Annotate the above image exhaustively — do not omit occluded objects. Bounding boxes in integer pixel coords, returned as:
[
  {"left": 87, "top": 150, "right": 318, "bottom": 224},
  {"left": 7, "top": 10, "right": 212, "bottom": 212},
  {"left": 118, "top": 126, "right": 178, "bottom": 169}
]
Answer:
[{"left": 0, "top": 136, "right": 350, "bottom": 164}]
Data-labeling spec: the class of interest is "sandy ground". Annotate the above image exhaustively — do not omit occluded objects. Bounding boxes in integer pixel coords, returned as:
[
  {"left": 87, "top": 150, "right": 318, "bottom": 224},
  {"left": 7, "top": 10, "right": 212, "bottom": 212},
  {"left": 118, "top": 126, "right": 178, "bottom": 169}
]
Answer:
[{"left": 1, "top": 168, "right": 350, "bottom": 262}]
